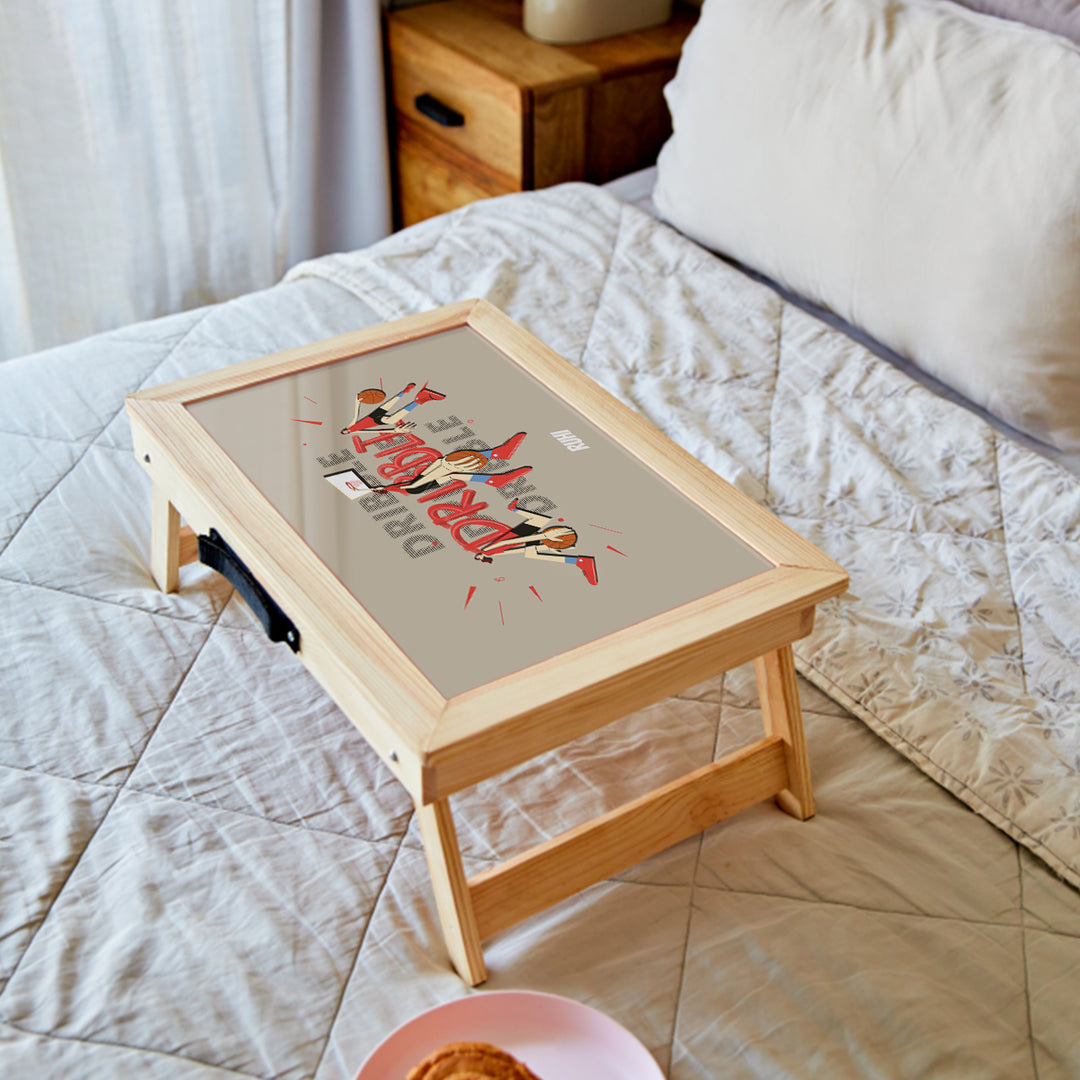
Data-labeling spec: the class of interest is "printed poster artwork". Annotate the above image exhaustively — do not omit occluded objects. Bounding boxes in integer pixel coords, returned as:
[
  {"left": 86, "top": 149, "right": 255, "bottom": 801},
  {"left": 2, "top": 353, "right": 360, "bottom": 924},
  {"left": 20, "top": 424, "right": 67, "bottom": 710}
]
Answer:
[
  {"left": 187, "top": 326, "right": 771, "bottom": 697},
  {"left": 325, "top": 383, "right": 599, "bottom": 587}
]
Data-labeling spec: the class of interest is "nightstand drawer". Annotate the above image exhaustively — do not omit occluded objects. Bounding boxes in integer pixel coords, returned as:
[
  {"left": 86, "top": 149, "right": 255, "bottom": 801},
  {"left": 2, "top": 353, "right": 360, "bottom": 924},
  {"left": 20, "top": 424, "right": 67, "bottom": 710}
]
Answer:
[
  {"left": 387, "top": 19, "right": 524, "bottom": 184},
  {"left": 396, "top": 117, "right": 518, "bottom": 227}
]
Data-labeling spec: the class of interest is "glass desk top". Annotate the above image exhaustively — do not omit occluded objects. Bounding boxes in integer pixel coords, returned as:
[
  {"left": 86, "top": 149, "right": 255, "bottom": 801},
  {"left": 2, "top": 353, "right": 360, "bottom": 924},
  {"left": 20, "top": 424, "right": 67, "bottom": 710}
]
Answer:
[{"left": 187, "top": 325, "right": 772, "bottom": 697}]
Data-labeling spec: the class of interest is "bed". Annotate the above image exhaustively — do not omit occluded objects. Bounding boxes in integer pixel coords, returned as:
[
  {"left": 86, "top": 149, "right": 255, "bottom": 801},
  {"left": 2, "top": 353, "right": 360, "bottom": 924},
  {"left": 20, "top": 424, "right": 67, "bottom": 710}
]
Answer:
[{"left": 3, "top": 0, "right": 1080, "bottom": 1077}]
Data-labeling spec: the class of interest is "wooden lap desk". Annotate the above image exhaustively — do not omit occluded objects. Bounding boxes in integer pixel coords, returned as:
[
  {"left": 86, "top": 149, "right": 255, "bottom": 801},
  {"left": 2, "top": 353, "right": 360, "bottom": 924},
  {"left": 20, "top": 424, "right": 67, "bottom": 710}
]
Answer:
[{"left": 126, "top": 300, "right": 847, "bottom": 985}]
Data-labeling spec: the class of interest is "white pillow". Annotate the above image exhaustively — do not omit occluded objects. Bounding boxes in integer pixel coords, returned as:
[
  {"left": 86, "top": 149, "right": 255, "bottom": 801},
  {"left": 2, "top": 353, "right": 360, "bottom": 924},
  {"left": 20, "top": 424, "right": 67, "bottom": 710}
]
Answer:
[{"left": 654, "top": 0, "right": 1080, "bottom": 456}]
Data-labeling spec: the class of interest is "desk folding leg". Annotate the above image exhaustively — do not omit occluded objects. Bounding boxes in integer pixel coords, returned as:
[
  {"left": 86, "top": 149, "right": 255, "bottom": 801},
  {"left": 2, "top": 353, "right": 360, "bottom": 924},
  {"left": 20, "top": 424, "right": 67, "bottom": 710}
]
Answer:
[
  {"left": 416, "top": 797, "right": 488, "bottom": 986},
  {"left": 151, "top": 485, "right": 181, "bottom": 594},
  {"left": 754, "top": 643, "right": 815, "bottom": 821}
]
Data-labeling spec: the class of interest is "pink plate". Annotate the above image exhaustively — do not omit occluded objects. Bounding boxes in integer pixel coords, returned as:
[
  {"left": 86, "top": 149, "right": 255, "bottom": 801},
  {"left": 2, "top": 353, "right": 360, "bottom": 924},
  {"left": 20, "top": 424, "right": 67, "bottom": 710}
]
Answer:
[{"left": 355, "top": 990, "right": 664, "bottom": 1080}]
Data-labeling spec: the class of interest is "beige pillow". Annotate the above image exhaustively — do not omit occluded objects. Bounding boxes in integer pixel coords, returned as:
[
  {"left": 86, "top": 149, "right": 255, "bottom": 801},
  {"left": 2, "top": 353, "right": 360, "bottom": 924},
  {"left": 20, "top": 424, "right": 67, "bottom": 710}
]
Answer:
[{"left": 654, "top": 0, "right": 1080, "bottom": 455}]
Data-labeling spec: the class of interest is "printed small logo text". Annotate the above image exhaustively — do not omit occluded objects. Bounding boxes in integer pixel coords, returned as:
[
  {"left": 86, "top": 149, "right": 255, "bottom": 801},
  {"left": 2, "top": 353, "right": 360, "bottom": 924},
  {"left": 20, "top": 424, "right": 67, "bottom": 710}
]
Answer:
[{"left": 550, "top": 429, "right": 589, "bottom": 452}]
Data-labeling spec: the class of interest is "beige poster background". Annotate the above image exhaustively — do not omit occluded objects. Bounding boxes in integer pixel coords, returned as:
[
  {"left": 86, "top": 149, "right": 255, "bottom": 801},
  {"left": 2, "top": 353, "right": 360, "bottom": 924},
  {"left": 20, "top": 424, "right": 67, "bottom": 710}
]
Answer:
[{"left": 189, "top": 327, "right": 770, "bottom": 696}]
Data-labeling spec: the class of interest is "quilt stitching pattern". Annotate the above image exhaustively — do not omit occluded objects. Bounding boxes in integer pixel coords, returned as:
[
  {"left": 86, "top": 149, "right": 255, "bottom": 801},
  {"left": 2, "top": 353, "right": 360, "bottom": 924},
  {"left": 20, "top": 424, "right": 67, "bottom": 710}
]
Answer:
[
  {"left": 286, "top": 184, "right": 1080, "bottom": 890},
  {"left": 3, "top": 186, "right": 1079, "bottom": 1079}
]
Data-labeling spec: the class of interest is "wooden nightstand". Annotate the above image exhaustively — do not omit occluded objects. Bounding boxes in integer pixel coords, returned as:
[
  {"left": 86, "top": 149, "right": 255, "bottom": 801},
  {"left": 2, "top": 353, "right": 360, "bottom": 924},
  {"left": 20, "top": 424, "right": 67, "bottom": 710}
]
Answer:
[{"left": 385, "top": 0, "right": 698, "bottom": 227}]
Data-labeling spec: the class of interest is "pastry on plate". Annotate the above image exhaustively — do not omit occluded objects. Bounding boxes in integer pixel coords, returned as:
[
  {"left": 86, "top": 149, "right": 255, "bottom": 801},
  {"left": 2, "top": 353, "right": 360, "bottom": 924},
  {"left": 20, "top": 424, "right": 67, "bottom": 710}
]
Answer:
[{"left": 406, "top": 1040, "right": 541, "bottom": 1080}]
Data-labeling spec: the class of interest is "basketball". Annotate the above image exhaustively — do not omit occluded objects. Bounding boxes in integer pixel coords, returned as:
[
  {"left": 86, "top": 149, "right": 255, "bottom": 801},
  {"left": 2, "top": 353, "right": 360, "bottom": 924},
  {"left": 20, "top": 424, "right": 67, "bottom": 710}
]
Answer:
[
  {"left": 446, "top": 449, "right": 488, "bottom": 471},
  {"left": 357, "top": 388, "right": 385, "bottom": 404},
  {"left": 541, "top": 527, "right": 577, "bottom": 549}
]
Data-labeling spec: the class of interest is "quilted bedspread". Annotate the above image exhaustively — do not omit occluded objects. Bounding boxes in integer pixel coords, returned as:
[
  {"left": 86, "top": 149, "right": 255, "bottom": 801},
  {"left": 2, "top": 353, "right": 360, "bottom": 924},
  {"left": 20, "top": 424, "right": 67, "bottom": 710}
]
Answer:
[{"left": 2, "top": 183, "right": 1079, "bottom": 1079}]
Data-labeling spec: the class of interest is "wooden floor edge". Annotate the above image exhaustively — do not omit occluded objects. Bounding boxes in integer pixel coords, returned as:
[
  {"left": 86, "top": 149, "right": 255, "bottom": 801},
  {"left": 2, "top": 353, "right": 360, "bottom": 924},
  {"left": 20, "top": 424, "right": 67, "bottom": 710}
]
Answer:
[{"left": 467, "top": 735, "right": 788, "bottom": 941}]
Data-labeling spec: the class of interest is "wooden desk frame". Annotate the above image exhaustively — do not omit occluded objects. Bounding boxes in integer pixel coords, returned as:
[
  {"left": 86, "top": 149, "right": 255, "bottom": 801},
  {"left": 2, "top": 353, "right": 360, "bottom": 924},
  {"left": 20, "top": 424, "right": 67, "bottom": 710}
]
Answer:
[{"left": 126, "top": 300, "right": 847, "bottom": 985}]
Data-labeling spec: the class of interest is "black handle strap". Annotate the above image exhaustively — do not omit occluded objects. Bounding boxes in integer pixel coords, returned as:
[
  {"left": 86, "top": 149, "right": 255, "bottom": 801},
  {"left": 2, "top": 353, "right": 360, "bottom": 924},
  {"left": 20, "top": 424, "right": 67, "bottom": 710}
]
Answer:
[
  {"left": 198, "top": 529, "right": 300, "bottom": 653},
  {"left": 414, "top": 92, "right": 464, "bottom": 127}
]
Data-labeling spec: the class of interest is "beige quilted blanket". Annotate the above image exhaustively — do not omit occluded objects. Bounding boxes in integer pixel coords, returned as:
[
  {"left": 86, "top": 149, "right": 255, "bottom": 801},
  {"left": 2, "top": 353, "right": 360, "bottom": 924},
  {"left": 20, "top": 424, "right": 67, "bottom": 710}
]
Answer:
[{"left": 3, "top": 182, "right": 1078, "bottom": 1079}]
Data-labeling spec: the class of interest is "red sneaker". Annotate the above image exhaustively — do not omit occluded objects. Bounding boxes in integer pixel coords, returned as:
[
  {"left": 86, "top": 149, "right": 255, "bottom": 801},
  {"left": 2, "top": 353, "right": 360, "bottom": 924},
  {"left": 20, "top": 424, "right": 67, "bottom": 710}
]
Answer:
[
  {"left": 484, "top": 466, "right": 532, "bottom": 488},
  {"left": 507, "top": 498, "right": 519, "bottom": 512},
  {"left": 489, "top": 432, "right": 527, "bottom": 461},
  {"left": 414, "top": 385, "right": 446, "bottom": 405},
  {"left": 576, "top": 555, "right": 598, "bottom": 585}
]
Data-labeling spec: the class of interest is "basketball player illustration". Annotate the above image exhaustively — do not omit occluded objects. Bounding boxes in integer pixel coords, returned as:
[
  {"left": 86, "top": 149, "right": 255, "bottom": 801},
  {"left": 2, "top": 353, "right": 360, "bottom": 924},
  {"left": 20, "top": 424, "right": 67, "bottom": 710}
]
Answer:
[
  {"left": 473, "top": 500, "right": 599, "bottom": 585},
  {"left": 369, "top": 432, "right": 532, "bottom": 495},
  {"left": 340, "top": 381, "right": 445, "bottom": 435}
]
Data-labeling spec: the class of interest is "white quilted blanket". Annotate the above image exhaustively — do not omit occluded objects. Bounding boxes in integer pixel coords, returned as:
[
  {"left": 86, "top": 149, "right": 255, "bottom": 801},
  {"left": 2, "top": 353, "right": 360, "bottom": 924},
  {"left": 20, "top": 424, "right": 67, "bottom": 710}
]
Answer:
[
  {"left": 2, "top": 183, "right": 1079, "bottom": 1079},
  {"left": 288, "top": 184, "right": 1080, "bottom": 890}
]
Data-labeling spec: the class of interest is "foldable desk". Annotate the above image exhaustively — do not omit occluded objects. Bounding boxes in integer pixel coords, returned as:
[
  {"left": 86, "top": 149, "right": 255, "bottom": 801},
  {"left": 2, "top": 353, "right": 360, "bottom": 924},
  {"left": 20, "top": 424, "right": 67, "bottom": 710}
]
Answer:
[{"left": 126, "top": 300, "right": 847, "bottom": 985}]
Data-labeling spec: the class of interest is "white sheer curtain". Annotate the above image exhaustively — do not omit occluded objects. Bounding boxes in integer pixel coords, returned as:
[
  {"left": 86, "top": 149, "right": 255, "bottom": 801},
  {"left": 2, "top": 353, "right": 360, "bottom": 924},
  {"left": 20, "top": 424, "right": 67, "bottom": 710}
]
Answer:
[{"left": 0, "top": 0, "right": 390, "bottom": 362}]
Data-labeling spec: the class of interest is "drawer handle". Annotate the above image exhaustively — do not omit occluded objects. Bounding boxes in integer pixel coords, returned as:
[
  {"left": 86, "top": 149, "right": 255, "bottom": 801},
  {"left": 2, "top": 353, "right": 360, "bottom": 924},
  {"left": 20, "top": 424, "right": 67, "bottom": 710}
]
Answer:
[
  {"left": 414, "top": 93, "right": 464, "bottom": 127},
  {"left": 198, "top": 529, "right": 300, "bottom": 653}
]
